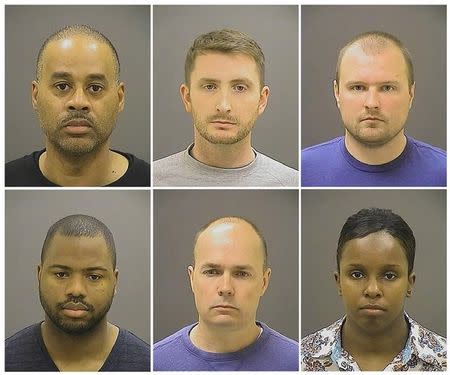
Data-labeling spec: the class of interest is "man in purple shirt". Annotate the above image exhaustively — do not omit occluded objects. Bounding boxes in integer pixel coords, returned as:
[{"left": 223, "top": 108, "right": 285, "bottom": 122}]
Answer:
[
  {"left": 153, "top": 216, "right": 298, "bottom": 371},
  {"left": 302, "top": 31, "right": 446, "bottom": 187}
]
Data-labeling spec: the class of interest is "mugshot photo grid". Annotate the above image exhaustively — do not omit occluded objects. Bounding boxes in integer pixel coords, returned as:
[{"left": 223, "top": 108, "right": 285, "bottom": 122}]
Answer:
[{"left": 2, "top": 2, "right": 449, "bottom": 373}]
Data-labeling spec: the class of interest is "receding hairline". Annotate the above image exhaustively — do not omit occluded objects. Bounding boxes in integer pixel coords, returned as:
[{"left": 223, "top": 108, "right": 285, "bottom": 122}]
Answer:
[
  {"left": 36, "top": 25, "right": 120, "bottom": 82},
  {"left": 336, "top": 32, "right": 414, "bottom": 87},
  {"left": 192, "top": 216, "right": 268, "bottom": 269}
]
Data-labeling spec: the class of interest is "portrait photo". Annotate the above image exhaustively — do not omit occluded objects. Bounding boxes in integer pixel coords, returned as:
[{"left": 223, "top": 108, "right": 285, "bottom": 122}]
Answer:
[
  {"left": 153, "top": 5, "right": 298, "bottom": 174},
  {"left": 5, "top": 5, "right": 150, "bottom": 187},
  {"left": 5, "top": 190, "right": 150, "bottom": 371}
]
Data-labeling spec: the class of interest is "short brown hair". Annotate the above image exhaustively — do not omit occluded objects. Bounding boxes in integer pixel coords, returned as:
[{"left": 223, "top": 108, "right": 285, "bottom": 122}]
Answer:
[
  {"left": 184, "top": 29, "right": 265, "bottom": 87},
  {"left": 335, "top": 31, "right": 414, "bottom": 88}
]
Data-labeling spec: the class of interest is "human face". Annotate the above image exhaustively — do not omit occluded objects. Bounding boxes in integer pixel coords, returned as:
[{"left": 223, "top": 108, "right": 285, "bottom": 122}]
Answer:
[
  {"left": 38, "top": 234, "right": 118, "bottom": 335},
  {"left": 188, "top": 221, "right": 271, "bottom": 331},
  {"left": 334, "top": 43, "right": 414, "bottom": 147},
  {"left": 180, "top": 53, "right": 269, "bottom": 145},
  {"left": 32, "top": 35, "right": 125, "bottom": 156},
  {"left": 335, "top": 231, "right": 415, "bottom": 335}
]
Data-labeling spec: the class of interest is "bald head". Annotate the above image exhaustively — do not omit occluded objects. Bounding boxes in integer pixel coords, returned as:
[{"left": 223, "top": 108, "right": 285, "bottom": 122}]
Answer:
[
  {"left": 193, "top": 217, "right": 268, "bottom": 270},
  {"left": 336, "top": 31, "right": 414, "bottom": 88}
]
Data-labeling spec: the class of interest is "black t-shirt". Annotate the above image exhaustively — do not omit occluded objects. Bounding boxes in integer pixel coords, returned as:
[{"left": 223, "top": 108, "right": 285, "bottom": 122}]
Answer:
[
  {"left": 5, "top": 323, "right": 150, "bottom": 371},
  {"left": 6, "top": 150, "right": 150, "bottom": 187}
]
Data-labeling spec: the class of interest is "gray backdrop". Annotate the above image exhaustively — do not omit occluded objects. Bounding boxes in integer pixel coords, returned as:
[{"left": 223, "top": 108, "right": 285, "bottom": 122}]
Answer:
[
  {"left": 153, "top": 5, "right": 298, "bottom": 169},
  {"left": 5, "top": 190, "right": 150, "bottom": 343},
  {"left": 154, "top": 190, "right": 298, "bottom": 342},
  {"left": 301, "top": 190, "right": 446, "bottom": 338},
  {"left": 301, "top": 5, "right": 446, "bottom": 150},
  {"left": 5, "top": 5, "right": 150, "bottom": 163}
]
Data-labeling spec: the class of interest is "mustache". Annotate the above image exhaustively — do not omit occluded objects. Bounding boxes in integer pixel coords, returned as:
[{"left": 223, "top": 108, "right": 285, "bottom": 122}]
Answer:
[
  {"left": 59, "top": 112, "right": 94, "bottom": 128},
  {"left": 207, "top": 114, "right": 238, "bottom": 123},
  {"left": 57, "top": 298, "right": 94, "bottom": 312}
]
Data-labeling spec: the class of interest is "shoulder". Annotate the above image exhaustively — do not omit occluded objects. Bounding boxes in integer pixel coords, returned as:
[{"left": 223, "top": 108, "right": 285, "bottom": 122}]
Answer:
[
  {"left": 6, "top": 151, "right": 47, "bottom": 186},
  {"left": 408, "top": 316, "right": 446, "bottom": 370},
  {"left": 110, "top": 151, "right": 150, "bottom": 187},
  {"left": 154, "top": 150, "right": 186, "bottom": 169},
  {"left": 153, "top": 325, "right": 193, "bottom": 370},
  {"left": 6, "top": 323, "right": 48, "bottom": 371},
  {"left": 302, "top": 137, "right": 343, "bottom": 157},
  {"left": 301, "top": 319, "right": 342, "bottom": 359},
  {"left": 262, "top": 323, "right": 298, "bottom": 350},
  {"left": 105, "top": 328, "right": 150, "bottom": 371},
  {"left": 254, "top": 151, "right": 299, "bottom": 186},
  {"left": 408, "top": 138, "right": 447, "bottom": 160}
]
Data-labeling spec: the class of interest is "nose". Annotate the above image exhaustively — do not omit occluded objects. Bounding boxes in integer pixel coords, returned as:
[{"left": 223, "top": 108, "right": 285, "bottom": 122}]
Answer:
[
  {"left": 67, "top": 87, "right": 90, "bottom": 112},
  {"left": 217, "top": 273, "right": 234, "bottom": 297},
  {"left": 216, "top": 89, "right": 232, "bottom": 113},
  {"left": 364, "top": 277, "right": 382, "bottom": 298},
  {"left": 364, "top": 88, "right": 380, "bottom": 110},
  {"left": 66, "top": 275, "right": 87, "bottom": 298}
]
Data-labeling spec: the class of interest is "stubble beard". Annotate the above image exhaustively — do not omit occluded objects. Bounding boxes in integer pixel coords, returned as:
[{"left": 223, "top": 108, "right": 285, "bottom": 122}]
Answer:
[
  {"left": 192, "top": 110, "right": 258, "bottom": 145},
  {"left": 39, "top": 286, "right": 114, "bottom": 336},
  {"left": 344, "top": 119, "right": 405, "bottom": 149},
  {"left": 38, "top": 111, "right": 116, "bottom": 157}
]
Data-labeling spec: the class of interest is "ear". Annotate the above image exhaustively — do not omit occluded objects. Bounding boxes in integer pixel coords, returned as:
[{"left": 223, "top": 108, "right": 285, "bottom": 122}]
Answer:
[
  {"left": 117, "top": 82, "right": 125, "bottom": 113},
  {"left": 260, "top": 267, "right": 272, "bottom": 296},
  {"left": 187, "top": 265, "right": 195, "bottom": 293},
  {"left": 257, "top": 85, "right": 270, "bottom": 115},
  {"left": 333, "top": 80, "right": 340, "bottom": 109},
  {"left": 32, "top": 81, "right": 39, "bottom": 110},
  {"left": 408, "top": 82, "right": 415, "bottom": 109},
  {"left": 334, "top": 271, "right": 342, "bottom": 296},
  {"left": 37, "top": 264, "right": 42, "bottom": 283},
  {"left": 113, "top": 269, "right": 119, "bottom": 295},
  {"left": 406, "top": 272, "right": 416, "bottom": 297},
  {"left": 180, "top": 84, "right": 192, "bottom": 113}
]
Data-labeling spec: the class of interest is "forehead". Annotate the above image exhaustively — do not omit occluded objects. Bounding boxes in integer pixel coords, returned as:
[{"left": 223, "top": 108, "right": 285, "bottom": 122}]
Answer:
[
  {"left": 194, "top": 222, "right": 264, "bottom": 267},
  {"left": 190, "top": 52, "right": 259, "bottom": 83},
  {"left": 339, "top": 43, "right": 408, "bottom": 84},
  {"left": 43, "top": 233, "right": 112, "bottom": 269},
  {"left": 40, "top": 35, "right": 116, "bottom": 79},
  {"left": 340, "top": 232, "right": 408, "bottom": 269}
]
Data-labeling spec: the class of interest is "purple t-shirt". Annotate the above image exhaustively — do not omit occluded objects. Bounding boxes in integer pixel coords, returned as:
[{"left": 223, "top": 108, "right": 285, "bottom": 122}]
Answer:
[
  {"left": 301, "top": 136, "right": 446, "bottom": 187},
  {"left": 153, "top": 322, "right": 299, "bottom": 371}
]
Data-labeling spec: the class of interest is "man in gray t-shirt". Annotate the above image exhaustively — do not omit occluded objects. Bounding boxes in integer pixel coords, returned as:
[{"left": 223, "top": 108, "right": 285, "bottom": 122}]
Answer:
[{"left": 153, "top": 29, "right": 298, "bottom": 187}]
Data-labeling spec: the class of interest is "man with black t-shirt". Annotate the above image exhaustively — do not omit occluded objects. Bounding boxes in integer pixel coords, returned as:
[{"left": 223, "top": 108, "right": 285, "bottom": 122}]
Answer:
[
  {"left": 6, "top": 214, "right": 150, "bottom": 371},
  {"left": 6, "top": 25, "right": 149, "bottom": 187}
]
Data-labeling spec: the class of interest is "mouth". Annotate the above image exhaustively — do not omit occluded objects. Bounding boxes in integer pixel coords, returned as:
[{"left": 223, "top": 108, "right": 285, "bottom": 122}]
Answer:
[
  {"left": 63, "top": 119, "right": 92, "bottom": 135},
  {"left": 61, "top": 302, "right": 90, "bottom": 318},
  {"left": 361, "top": 116, "right": 384, "bottom": 122},
  {"left": 359, "top": 304, "right": 386, "bottom": 315},
  {"left": 212, "top": 304, "right": 238, "bottom": 310}
]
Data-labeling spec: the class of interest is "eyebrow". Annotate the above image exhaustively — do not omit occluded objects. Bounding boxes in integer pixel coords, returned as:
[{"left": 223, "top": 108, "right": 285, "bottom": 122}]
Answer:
[
  {"left": 50, "top": 72, "right": 107, "bottom": 81},
  {"left": 48, "top": 264, "right": 109, "bottom": 272},
  {"left": 345, "top": 80, "right": 401, "bottom": 86},
  {"left": 199, "top": 263, "right": 255, "bottom": 271},
  {"left": 345, "top": 263, "right": 402, "bottom": 268},
  {"left": 197, "top": 77, "right": 255, "bottom": 86}
]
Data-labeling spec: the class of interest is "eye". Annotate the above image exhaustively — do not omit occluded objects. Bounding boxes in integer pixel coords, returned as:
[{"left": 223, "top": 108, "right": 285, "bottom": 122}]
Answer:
[
  {"left": 381, "top": 85, "right": 395, "bottom": 92},
  {"left": 88, "top": 84, "right": 104, "bottom": 93},
  {"left": 202, "top": 84, "right": 217, "bottom": 91},
  {"left": 235, "top": 270, "right": 250, "bottom": 278},
  {"left": 233, "top": 84, "right": 247, "bottom": 92},
  {"left": 203, "top": 269, "right": 220, "bottom": 276},
  {"left": 55, "top": 83, "right": 71, "bottom": 92},
  {"left": 384, "top": 272, "right": 397, "bottom": 280},
  {"left": 87, "top": 274, "right": 102, "bottom": 281},
  {"left": 350, "top": 271, "right": 364, "bottom": 279},
  {"left": 55, "top": 271, "right": 68, "bottom": 278},
  {"left": 350, "top": 85, "right": 365, "bottom": 92}
]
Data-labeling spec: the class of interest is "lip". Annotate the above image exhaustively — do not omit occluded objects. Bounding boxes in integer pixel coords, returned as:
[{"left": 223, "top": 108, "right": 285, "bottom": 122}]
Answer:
[
  {"left": 361, "top": 117, "right": 383, "bottom": 122},
  {"left": 63, "top": 119, "right": 92, "bottom": 135},
  {"left": 212, "top": 304, "right": 238, "bottom": 310},
  {"left": 359, "top": 304, "right": 386, "bottom": 315},
  {"left": 62, "top": 302, "right": 89, "bottom": 311},
  {"left": 61, "top": 303, "right": 89, "bottom": 318}
]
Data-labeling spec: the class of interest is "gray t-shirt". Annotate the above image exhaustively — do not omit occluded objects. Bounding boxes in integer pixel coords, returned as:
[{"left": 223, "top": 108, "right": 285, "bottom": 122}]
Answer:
[{"left": 153, "top": 145, "right": 298, "bottom": 187}]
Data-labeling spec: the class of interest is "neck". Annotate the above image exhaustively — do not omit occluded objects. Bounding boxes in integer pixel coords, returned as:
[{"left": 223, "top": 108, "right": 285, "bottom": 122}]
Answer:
[
  {"left": 341, "top": 314, "right": 408, "bottom": 368},
  {"left": 344, "top": 131, "right": 407, "bottom": 165},
  {"left": 191, "top": 133, "right": 255, "bottom": 168},
  {"left": 41, "top": 318, "right": 118, "bottom": 363},
  {"left": 40, "top": 142, "right": 128, "bottom": 186},
  {"left": 190, "top": 320, "right": 261, "bottom": 353}
]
